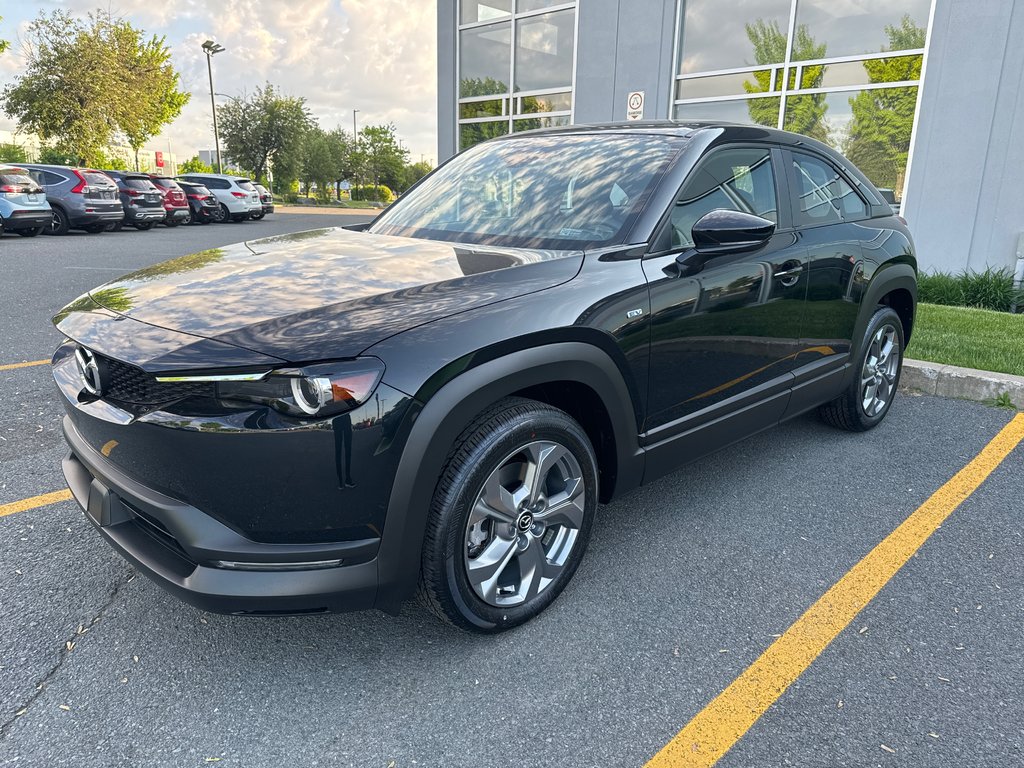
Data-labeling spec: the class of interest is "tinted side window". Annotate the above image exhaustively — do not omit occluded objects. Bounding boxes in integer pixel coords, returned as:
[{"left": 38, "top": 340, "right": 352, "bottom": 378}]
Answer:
[
  {"left": 790, "top": 152, "right": 867, "bottom": 224},
  {"left": 209, "top": 178, "right": 231, "bottom": 190},
  {"left": 671, "top": 147, "right": 778, "bottom": 248},
  {"left": 43, "top": 170, "right": 67, "bottom": 186}
]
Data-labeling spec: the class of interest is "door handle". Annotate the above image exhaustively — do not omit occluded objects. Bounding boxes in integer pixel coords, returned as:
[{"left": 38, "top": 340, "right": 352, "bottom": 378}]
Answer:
[{"left": 772, "top": 265, "right": 802, "bottom": 287}]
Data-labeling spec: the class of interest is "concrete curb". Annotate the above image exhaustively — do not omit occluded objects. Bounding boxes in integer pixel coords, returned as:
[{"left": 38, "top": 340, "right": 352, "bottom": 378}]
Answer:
[{"left": 901, "top": 358, "right": 1024, "bottom": 409}]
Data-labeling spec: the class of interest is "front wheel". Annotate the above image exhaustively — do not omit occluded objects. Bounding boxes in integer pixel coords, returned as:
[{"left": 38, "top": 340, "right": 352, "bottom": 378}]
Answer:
[
  {"left": 819, "top": 306, "right": 905, "bottom": 432},
  {"left": 419, "top": 397, "right": 598, "bottom": 633}
]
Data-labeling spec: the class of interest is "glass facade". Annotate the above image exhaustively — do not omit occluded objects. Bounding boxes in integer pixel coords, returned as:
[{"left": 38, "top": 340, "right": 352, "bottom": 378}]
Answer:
[
  {"left": 457, "top": 1, "right": 576, "bottom": 151},
  {"left": 673, "top": 0, "right": 931, "bottom": 199}
]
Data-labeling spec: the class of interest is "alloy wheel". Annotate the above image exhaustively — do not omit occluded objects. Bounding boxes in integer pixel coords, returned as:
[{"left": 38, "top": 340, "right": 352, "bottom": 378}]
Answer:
[
  {"left": 464, "top": 440, "right": 585, "bottom": 607},
  {"left": 860, "top": 323, "right": 900, "bottom": 417}
]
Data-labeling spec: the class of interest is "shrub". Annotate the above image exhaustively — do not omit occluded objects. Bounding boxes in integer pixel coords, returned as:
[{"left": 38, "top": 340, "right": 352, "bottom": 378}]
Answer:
[
  {"left": 351, "top": 184, "right": 394, "bottom": 203},
  {"left": 918, "top": 268, "right": 1024, "bottom": 313},
  {"left": 0, "top": 142, "right": 29, "bottom": 163}
]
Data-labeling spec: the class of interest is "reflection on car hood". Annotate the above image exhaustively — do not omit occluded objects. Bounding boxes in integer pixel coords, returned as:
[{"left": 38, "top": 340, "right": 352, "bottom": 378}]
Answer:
[{"left": 82, "top": 227, "right": 583, "bottom": 364}]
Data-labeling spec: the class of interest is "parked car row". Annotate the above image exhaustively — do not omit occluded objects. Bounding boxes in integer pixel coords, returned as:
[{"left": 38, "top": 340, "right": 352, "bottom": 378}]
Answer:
[{"left": 0, "top": 164, "right": 273, "bottom": 236}]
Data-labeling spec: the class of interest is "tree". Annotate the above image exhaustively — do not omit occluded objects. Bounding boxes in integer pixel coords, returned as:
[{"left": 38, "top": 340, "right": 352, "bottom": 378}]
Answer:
[
  {"left": 744, "top": 20, "right": 829, "bottom": 141},
  {"left": 843, "top": 16, "right": 926, "bottom": 191},
  {"left": 0, "top": 16, "right": 9, "bottom": 56},
  {"left": 357, "top": 124, "right": 409, "bottom": 197},
  {"left": 38, "top": 145, "right": 78, "bottom": 165},
  {"left": 217, "top": 84, "right": 313, "bottom": 182},
  {"left": 2, "top": 11, "right": 187, "bottom": 166},
  {"left": 301, "top": 127, "right": 339, "bottom": 200},
  {"left": 109, "top": 24, "right": 189, "bottom": 170},
  {"left": 0, "top": 143, "right": 28, "bottom": 163},
  {"left": 179, "top": 155, "right": 213, "bottom": 174},
  {"left": 401, "top": 160, "right": 433, "bottom": 192}
]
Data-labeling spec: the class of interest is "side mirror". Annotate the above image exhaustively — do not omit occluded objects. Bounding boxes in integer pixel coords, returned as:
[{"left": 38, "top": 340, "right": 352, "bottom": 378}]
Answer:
[{"left": 675, "top": 210, "right": 776, "bottom": 276}]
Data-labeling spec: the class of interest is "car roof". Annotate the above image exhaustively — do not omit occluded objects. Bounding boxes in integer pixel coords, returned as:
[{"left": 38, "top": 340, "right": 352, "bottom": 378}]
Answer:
[{"left": 180, "top": 172, "right": 251, "bottom": 181}]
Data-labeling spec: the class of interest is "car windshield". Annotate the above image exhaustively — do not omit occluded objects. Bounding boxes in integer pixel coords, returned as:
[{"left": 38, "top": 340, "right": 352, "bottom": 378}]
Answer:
[{"left": 370, "top": 133, "right": 684, "bottom": 249}]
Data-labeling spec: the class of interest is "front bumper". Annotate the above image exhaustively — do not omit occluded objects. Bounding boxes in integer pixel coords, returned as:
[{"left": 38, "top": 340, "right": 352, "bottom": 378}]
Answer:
[{"left": 62, "top": 416, "right": 380, "bottom": 615}]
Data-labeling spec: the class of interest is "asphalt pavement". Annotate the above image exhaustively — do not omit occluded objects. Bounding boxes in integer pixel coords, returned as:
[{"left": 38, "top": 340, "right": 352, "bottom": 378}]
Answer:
[{"left": 1, "top": 213, "right": 1022, "bottom": 767}]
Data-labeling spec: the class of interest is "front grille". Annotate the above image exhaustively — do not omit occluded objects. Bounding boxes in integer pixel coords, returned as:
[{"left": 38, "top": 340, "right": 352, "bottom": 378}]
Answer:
[{"left": 103, "top": 356, "right": 213, "bottom": 405}]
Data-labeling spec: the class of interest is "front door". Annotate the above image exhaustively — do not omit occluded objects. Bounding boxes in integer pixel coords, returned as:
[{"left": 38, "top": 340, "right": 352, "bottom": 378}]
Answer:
[{"left": 642, "top": 145, "right": 808, "bottom": 447}]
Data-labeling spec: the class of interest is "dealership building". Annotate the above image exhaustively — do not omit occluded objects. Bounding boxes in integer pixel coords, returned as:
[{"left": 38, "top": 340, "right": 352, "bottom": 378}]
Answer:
[{"left": 437, "top": 1, "right": 1024, "bottom": 276}]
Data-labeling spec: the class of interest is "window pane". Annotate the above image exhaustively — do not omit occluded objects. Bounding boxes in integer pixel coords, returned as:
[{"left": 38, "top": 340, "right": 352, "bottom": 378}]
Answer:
[
  {"left": 461, "top": 0, "right": 511, "bottom": 25},
  {"left": 460, "top": 120, "right": 510, "bottom": 151},
  {"left": 512, "top": 114, "right": 571, "bottom": 132},
  {"left": 813, "top": 54, "right": 923, "bottom": 89},
  {"left": 672, "top": 148, "right": 778, "bottom": 248},
  {"left": 678, "top": 0, "right": 792, "bottom": 74},
  {"left": 676, "top": 69, "right": 773, "bottom": 100},
  {"left": 514, "top": 9, "right": 575, "bottom": 91},
  {"left": 460, "top": 23, "right": 511, "bottom": 97},
  {"left": 518, "top": 91, "right": 572, "bottom": 114},
  {"left": 674, "top": 97, "right": 781, "bottom": 128},
  {"left": 790, "top": 153, "right": 842, "bottom": 224},
  {"left": 792, "top": 0, "right": 930, "bottom": 61},
  {"left": 784, "top": 87, "right": 917, "bottom": 193},
  {"left": 517, "top": 0, "right": 566, "bottom": 12},
  {"left": 460, "top": 99, "right": 506, "bottom": 119}
]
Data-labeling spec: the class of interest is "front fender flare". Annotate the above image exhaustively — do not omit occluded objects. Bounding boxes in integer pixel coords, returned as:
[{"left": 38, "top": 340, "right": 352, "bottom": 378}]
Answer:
[{"left": 373, "top": 342, "right": 644, "bottom": 610}]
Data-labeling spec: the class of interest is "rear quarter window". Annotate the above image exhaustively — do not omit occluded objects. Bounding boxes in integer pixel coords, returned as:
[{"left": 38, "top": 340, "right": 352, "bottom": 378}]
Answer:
[
  {"left": 84, "top": 172, "right": 116, "bottom": 187},
  {"left": 235, "top": 180, "right": 256, "bottom": 192}
]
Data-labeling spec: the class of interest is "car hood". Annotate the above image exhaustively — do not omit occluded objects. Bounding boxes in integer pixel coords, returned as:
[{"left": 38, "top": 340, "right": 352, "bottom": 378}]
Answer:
[{"left": 78, "top": 227, "right": 583, "bottom": 365}]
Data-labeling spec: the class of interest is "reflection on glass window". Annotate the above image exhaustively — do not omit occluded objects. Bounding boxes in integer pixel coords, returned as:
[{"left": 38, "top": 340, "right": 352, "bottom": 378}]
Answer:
[
  {"left": 460, "top": 99, "right": 506, "bottom": 119},
  {"left": 672, "top": 147, "right": 778, "bottom": 247},
  {"left": 514, "top": 10, "right": 575, "bottom": 92},
  {"left": 512, "top": 115, "right": 571, "bottom": 132},
  {"left": 460, "top": 121, "right": 510, "bottom": 151},
  {"left": 677, "top": 70, "right": 774, "bottom": 100},
  {"left": 517, "top": 0, "right": 565, "bottom": 12},
  {"left": 792, "top": 0, "right": 930, "bottom": 60},
  {"left": 461, "top": 0, "right": 512, "bottom": 24},
  {"left": 518, "top": 91, "right": 572, "bottom": 113},
  {"left": 678, "top": 0, "right": 792, "bottom": 74},
  {"left": 374, "top": 134, "right": 683, "bottom": 249},
  {"left": 675, "top": 97, "right": 781, "bottom": 128},
  {"left": 460, "top": 23, "right": 511, "bottom": 97}
]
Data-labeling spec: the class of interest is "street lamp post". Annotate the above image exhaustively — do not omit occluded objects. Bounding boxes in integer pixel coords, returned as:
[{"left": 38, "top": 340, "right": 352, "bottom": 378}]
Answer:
[
  {"left": 201, "top": 40, "right": 226, "bottom": 173},
  {"left": 352, "top": 109, "right": 360, "bottom": 198}
]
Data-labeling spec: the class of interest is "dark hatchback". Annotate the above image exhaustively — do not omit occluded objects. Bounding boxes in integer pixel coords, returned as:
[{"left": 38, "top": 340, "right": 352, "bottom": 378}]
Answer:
[
  {"left": 52, "top": 122, "right": 916, "bottom": 632},
  {"left": 103, "top": 171, "right": 166, "bottom": 230},
  {"left": 175, "top": 180, "right": 222, "bottom": 224}
]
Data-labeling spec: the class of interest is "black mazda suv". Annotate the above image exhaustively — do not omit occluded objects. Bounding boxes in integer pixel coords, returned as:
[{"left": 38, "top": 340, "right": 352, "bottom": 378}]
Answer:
[{"left": 52, "top": 122, "right": 917, "bottom": 632}]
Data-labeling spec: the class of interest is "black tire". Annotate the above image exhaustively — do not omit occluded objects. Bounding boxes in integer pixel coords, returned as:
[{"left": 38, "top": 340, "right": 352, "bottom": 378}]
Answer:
[
  {"left": 164, "top": 218, "right": 178, "bottom": 228},
  {"left": 182, "top": 211, "right": 193, "bottom": 225},
  {"left": 108, "top": 221, "right": 124, "bottom": 232},
  {"left": 252, "top": 211, "right": 265, "bottom": 220},
  {"left": 84, "top": 223, "right": 107, "bottom": 234},
  {"left": 819, "top": 305, "right": 905, "bottom": 432},
  {"left": 419, "top": 397, "right": 598, "bottom": 633},
  {"left": 48, "top": 208, "right": 70, "bottom": 236},
  {"left": 133, "top": 221, "right": 155, "bottom": 231},
  {"left": 18, "top": 226, "right": 46, "bottom": 237},
  {"left": 218, "top": 203, "right": 232, "bottom": 223}
]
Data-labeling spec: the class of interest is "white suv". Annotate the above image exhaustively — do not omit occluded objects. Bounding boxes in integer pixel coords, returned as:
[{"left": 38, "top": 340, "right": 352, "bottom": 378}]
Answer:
[{"left": 176, "top": 173, "right": 262, "bottom": 223}]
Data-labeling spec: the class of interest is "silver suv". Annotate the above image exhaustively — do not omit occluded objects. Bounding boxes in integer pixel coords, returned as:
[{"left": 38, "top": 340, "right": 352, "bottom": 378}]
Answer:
[
  {"left": 176, "top": 173, "right": 262, "bottom": 222},
  {"left": 0, "top": 164, "right": 52, "bottom": 237},
  {"left": 20, "top": 164, "right": 124, "bottom": 235}
]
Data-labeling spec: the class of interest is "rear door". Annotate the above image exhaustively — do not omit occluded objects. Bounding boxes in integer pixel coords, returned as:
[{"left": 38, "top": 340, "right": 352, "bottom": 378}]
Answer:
[{"left": 642, "top": 144, "right": 808, "bottom": 452}]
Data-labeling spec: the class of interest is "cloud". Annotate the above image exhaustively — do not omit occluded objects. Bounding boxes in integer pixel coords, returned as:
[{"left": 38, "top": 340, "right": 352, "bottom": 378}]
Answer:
[{"left": 0, "top": 1, "right": 439, "bottom": 164}]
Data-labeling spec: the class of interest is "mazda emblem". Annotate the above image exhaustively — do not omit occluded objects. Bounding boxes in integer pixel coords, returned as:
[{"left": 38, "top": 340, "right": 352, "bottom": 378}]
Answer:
[{"left": 75, "top": 346, "right": 103, "bottom": 396}]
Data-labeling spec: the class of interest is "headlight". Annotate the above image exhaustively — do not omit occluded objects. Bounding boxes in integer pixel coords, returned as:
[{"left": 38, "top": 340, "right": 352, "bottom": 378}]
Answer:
[{"left": 214, "top": 358, "right": 384, "bottom": 418}]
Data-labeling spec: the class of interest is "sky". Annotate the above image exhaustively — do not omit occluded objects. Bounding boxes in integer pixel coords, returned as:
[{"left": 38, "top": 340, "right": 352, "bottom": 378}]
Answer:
[{"left": 0, "top": 0, "right": 439, "bottom": 165}]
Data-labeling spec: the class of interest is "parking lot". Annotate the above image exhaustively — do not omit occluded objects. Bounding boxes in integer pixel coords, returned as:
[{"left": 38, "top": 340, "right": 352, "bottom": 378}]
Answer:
[{"left": 2, "top": 212, "right": 1022, "bottom": 767}]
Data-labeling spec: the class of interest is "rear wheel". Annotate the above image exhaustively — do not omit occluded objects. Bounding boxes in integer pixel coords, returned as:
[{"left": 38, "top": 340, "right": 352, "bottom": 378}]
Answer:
[
  {"left": 252, "top": 211, "right": 265, "bottom": 220},
  {"left": 419, "top": 397, "right": 598, "bottom": 633},
  {"left": 819, "top": 306, "right": 904, "bottom": 432},
  {"left": 84, "top": 223, "right": 106, "bottom": 234},
  {"left": 182, "top": 211, "right": 193, "bottom": 225},
  {"left": 164, "top": 218, "right": 178, "bottom": 228},
  {"left": 48, "top": 208, "right": 70, "bottom": 236},
  {"left": 18, "top": 226, "right": 46, "bottom": 237},
  {"left": 133, "top": 220, "right": 155, "bottom": 231},
  {"left": 219, "top": 203, "right": 232, "bottom": 223}
]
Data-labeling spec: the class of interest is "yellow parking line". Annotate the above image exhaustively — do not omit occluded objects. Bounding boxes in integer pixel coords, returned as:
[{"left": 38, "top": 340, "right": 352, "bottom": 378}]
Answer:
[
  {"left": 646, "top": 412, "right": 1024, "bottom": 768},
  {"left": 0, "top": 359, "right": 48, "bottom": 372},
  {"left": 0, "top": 490, "right": 73, "bottom": 518}
]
